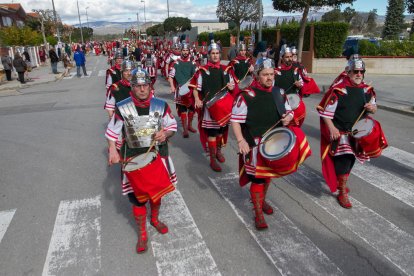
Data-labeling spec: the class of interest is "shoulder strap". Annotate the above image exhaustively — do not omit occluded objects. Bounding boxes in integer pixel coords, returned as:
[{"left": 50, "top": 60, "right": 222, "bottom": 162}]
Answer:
[{"left": 271, "top": 86, "right": 286, "bottom": 117}]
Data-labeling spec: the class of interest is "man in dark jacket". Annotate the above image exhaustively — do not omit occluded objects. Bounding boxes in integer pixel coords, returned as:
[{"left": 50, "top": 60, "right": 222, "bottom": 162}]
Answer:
[
  {"left": 1, "top": 52, "right": 13, "bottom": 81},
  {"left": 49, "top": 46, "right": 60, "bottom": 74},
  {"left": 12, "top": 52, "right": 27, "bottom": 83}
]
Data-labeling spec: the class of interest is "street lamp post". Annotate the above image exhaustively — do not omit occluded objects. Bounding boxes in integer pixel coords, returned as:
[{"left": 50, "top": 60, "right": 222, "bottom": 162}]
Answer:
[
  {"left": 258, "top": 0, "right": 263, "bottom": 42},
  {"left": 51, "top": 0, "right": 61, "bottom": 42},
  {"left": 76, "top": 0, "right": 84, "bottom": 44},
  {"left": 137, "top": 12, "right": 140, "bottom": 39},
  {"left": 141, "top": 0, "right": 146, "bottom": 33},
  {"left": 167, "top": 0, "right": 169, "bottom": 18},
  {"left": 86, "top": 7, "right": 90, "bottom": 29}
]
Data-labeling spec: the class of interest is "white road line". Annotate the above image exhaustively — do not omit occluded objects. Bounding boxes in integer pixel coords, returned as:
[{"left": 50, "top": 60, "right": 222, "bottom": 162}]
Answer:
[
  {"left": 0, "top": 209, "right": 16, "bottom": 244},
  {"left": 285, "top": 167, "right": 414, "bottom": 276},
  {"left": 151, "top": 190, "right": 221, "bottom": 276},
  {"left": 42, "top": 196, "right": 101, "bottom": 276},
  {"left": 381, "top": 146, "right": 414, "bottom": 169},
  {"left": 63, "top": 72, "right": 76, "bottom": 79},
  {"left": 352, "top": 162, "right": 414, "bottom": 208},
  {"left": 97, "top": 70, "right": 106, "bottom": 77},
  {"left": 210, "top": 174, "right": 343, "bottom": 276}
]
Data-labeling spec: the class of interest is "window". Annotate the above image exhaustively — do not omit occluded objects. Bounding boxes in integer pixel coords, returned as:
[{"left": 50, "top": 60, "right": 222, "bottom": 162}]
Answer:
[
  {"left": 16, "top": 20, "right": 24, "bottom": 27},
  {"left": 2, "top": 16, "right": 12, "bottom": 27}
]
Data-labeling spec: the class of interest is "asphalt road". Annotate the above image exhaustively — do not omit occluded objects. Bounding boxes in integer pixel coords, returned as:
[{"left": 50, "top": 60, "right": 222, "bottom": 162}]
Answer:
[{"left": 0, "top": 55, "right": 413, "bottom": 276}]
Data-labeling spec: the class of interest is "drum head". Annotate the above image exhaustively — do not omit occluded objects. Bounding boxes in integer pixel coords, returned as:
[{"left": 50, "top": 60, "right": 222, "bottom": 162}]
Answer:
[
  {"left": 287, "top": 94, "right": 300, "bottom": 110},
  {"left": 352, "top": 118, "right": 374, "bottom": 138},
  {"left": 238, "top": 75, "right": 253, "bottom": 90},
  {"left": 124, "top": 152, "right": 157, "bottom": 172},
  {"left": 260, "top": 127, "right": 296, "bottom": 161}
]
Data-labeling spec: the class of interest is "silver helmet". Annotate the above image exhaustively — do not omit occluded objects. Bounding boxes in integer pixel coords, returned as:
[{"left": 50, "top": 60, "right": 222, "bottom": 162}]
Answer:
[
  {"left": 208, "top": 40, "right": 221, "bottom": 53},
  {"left": 131, "top": 68, "right": 151, "bottom": 85},
  {"left": 254, "top": 57, "right": 275, "bottom": 76},
  {"left": 347, "top": 58, "right": 365, "bottom": 73},
  {"left": 121, "top": 60, "right": 135, "bottom": 71}
]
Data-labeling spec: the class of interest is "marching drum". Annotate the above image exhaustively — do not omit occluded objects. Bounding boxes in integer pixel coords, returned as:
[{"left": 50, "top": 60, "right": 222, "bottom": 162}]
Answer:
[
  {"left": 287, "top": 94, "right": 306, "bottom": 127},
  {"left": 238, "top": 75, "right": 254, "bottom": 90},
  {"left": 259, "top": 126, "right": 310, "bottom": 175},
  {"left": 352, "top": 117, "right": 388, "bottom": 158},
  {"left": 205, "top": 90, "right": 234, "bottom": 126},
  {"left": 123, "top": 152, "right": 173, "bottom": 203}
]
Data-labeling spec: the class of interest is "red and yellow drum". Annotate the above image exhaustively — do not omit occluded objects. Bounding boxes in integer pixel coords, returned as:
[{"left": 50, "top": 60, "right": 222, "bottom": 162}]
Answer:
[
  {"left": 287, "top": 94, "right": 306, "bottom": 127},
  {"left": 206, "top": 90, "right": 234, "bottom": 126},
  {"left": 352, "top": 117, "right": 388, "bottom": 158},
  {"left": 258, "top": 126, "right": 311, "bottom": 176},
  {"left": 123, "top": 152, "right": 175, "bottom": 203}
]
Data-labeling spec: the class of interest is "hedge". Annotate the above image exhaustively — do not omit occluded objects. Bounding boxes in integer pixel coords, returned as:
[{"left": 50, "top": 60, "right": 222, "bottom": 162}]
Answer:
[
  {"left": 358, "top": 40, "right": 414, "bottom": 56},
  {"left": 198, "top": 22, "right": 349, "bottom": 58}
]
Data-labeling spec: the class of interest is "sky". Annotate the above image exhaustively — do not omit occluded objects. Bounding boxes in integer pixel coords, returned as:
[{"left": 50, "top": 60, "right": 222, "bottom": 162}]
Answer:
[{"left": 13, "top": 0, "right": 399, "bottom": 25}]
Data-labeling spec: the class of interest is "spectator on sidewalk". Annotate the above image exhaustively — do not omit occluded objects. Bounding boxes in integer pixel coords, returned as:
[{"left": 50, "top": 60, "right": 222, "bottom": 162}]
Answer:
[
  {"left": 65, "top": 43, "right": 72, "bottom": 59},
  {"left": 227, "top": 42, "right": 237, "bottom": 61},
  {"left": 12, "top": 52, "right": 27, "bottom": 84},
  {"left": 1, "top": 52, "right": 13, "bottom": 81},
  {"left": 49, "top": 46, "right": 60, "bottom": 74},
  {"left": 62, "top": 52, "right": 71, "bottom": 77},
  {"left": 22, "top": 47, "right": 33, "bottom": 81},
  {"left": 39, "top": 46, "right": 47, "bottom": 65},
  {"left": 74, "top": 46, "right": 88, "bottom": 77}
]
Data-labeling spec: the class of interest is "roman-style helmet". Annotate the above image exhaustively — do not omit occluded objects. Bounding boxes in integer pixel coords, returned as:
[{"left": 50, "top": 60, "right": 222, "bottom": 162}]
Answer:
[
  {"left": 254, "top": 57, "right": 275, "bottom": 76},
  {"left": 131, "top": 68, "right": 151, "bottom": 85}
]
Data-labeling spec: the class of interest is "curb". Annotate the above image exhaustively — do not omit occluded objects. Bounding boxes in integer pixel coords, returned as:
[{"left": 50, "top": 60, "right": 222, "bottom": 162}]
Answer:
[
  {"left": 0, "top": 73, "right": 64, "bottom": 93},
  {"left": 377, "top": 104, "right": 414, "bottom": 117}
]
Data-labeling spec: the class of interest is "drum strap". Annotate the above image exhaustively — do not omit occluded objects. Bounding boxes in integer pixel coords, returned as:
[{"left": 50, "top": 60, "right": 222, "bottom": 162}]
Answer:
[{"left": 271, "top": 86, "right": 286, "bottom": 118}]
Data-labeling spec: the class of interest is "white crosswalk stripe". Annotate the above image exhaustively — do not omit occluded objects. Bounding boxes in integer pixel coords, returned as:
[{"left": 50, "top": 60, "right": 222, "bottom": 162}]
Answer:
[
  {"left": 98, "top": 70, "right": 106, "bottom": 77},
  {"left": 63, "top": 71, "right": 93, "bottom": 79},
  {"left": 209, "top": 174, "right": 343, "bottom": 276},
  {"left": 381, "top": 146, "right": 414, "bottom": 169},
  {"left": 352, "top": 162, "right": 414, "bottom": 208},
  {"left": 42, "top": 196, "right": 101, "bottom": 276},
  {"left": 0, "top": 209, "right": 16, "bottom": 244},
  {"left": 150, "top": 190, "right": 221, "bottom": 276},
  {"left": 285, "top": 167, "right": 414, "bottom": 275}
]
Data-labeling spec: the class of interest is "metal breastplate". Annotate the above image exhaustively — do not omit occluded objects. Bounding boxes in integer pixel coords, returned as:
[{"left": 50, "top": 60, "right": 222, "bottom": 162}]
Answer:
[{"left": 116, "top": 97, "right": 166, "bottom": 149}]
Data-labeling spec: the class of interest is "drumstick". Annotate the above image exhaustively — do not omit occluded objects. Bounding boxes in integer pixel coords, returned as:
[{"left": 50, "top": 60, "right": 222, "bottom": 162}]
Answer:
[
  {"left": 143, "top": 139, "right": 156, "bottom": 160},
  {"left": 262, "top": 118, "right": 283, "bottom": 139},
  {"left": 351, "top": 108, "right": 367, "bottom": 129}
]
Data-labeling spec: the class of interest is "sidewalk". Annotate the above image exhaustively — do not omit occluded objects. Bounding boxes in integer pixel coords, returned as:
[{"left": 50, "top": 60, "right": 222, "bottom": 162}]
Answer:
[{"left": 0, "top": 62, "right": 65, "bottom": 95}]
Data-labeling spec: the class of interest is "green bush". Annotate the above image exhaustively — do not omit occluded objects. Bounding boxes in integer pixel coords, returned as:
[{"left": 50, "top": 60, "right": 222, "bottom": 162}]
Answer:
[
  {"left": 376, "top": 40, "right": 414, "bottom": 56},
  {"left": 313, "top": 22, "right": 349, "bottom": 58},
  {"left": 358, "top": 40, "right": 380, "bottom": 56}
]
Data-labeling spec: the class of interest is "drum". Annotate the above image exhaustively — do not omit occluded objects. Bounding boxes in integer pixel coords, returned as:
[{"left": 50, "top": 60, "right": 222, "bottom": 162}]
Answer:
[
  {"left": 287, "top": 94, "right": 306, "bottom": 127},
  {"left": 178, "top": 80, "right": 191, "bottom": 96},
  {"left": 259, "top": 126, "right": 311, "bottom": 176},
  {"left": 123, "top": 152, "right": 174, "bottom": 203},
  {"left": 352, "top": 117, "right": 388, "bottom": 158},
  {"left": 287, "top": 94, "right": 301, "bottom": 110},
  {"left": 205, "top": 90, "right": 234, "bottom": 126},
  {"left": 238, "top": 75, "right": 254, "bottom": 90}
]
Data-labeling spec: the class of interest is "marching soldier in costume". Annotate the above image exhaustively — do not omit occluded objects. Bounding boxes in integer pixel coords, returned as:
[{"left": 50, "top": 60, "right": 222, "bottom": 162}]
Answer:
[
  {"left": 106, "top": 51, "right": 123, "bottom": 90},
  {"left": 274, "top": 45, "right": 306, "bottom": 126},
  {"left": 168, "top": 42, "right": 198, "bottom": 138},
  {"left": 317, "top": 58, "right": 387, "bottom": 209},
  {"left": 291, "top": 46, "right": 320, "bottom": 97},
  {"left": 106, "top": 68, "right": 177, "bottom": 253},
  {"left": 228, "top": 43, "right": 254, "bottom": 97},
  {"left": 190, "top": 40, "right": 235, "bottom": 172},
  {"left": 164, "top": 43, "right": 180, "bottom": 82},
  {"left": 231, "top": 57, "right": 311, "bottom": 230},
  {"left": 104, "top": 60, "right": 134, "bottom": 120}
]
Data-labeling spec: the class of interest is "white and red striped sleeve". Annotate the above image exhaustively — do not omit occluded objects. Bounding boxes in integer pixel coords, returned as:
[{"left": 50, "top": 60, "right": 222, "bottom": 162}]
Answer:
[
  {"left": 196, "top": 73, "right": 203, "bottom": 91},
  {"left": 231, "top": 94, "right": 247, "bottom": 123},
  {"left": 105, "top": 115, "right": 123, "bottom": 141},
  {"left": 168, "top": 64, "right": 176, "bottom": 78},
  {"left": 104, "top": 91, "right": 116, "bottom": 111},
  {"left": 318, "top": 97, "right": 337, "bottom": 119},
  {"left": 162, "top": 105, "right": 177, "bottom": 132}
]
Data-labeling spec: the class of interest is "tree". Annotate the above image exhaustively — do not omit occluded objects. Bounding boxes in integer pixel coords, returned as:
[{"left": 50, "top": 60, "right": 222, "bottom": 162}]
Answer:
[
  {"left": 163, "top": 17, "right": 191, "bottom": 33},
  {"left": 216, "top": 0, "right": 260, "bottom": 47},
  {"left": 272, "top": 0, "right": 355, "bottom": 61},
  {"left": 350, "top": 12, "right": 365, "bottom": 33},
  {"left": 382, "top": 0, "right": 405, "bottom": 39},
  {"left": 366, "top": 9, "right": 378, "bottom": 34},
  {"left": 321, "top": 8, "right": 344, "bottom": 22},
  {"left": 406, "top": 0, "right": 414, "bottom": 35},
  {"left": 342, "top": 7, "right": 357, "bottom": 23},
  {"left": 0, "top": 26, "right": 42, "bottom": 46}
]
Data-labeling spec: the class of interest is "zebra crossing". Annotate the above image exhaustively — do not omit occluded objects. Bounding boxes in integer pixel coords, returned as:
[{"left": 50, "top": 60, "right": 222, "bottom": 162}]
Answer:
[
  {"left": 62, "top": 71, "right": 93, "bottom": 79},
  {"left": 0, "top": 145, "right": 413, "bottom": 275}
]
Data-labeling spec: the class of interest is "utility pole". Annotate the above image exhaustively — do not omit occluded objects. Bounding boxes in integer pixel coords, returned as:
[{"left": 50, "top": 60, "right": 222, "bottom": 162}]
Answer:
[
  {"left": 51, "top": 0, "right": 61, "bottom": 42},
  {"left": 258, "top": 0, "right": 263, "bottom": 42},
  {"left": 167, "top": 0, "right": 169, "bottom": 18},
  {"left": 77, "top": 0, "right": 84, "bottom": 44}
]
